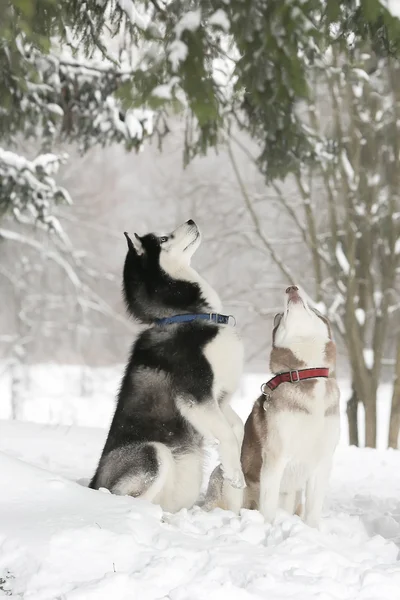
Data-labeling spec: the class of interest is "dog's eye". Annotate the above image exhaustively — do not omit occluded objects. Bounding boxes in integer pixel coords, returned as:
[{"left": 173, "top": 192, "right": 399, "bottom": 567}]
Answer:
[{"left": 159, "top": 236, "right": 168, "bottom": 243}]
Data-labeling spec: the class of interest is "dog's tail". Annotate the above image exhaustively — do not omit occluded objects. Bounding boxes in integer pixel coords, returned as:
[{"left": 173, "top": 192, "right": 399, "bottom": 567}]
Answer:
[
  {"left": 141, "top": 442, "right": 175, "bottom": 503},
  {"left": 106, "top": 442, "right": 173, "bottom": 503}
]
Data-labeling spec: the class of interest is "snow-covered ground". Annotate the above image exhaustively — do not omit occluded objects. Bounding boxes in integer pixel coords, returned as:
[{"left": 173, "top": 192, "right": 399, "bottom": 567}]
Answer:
[{"left": 0, "top": 367, "right": 400, "bottom": 598}]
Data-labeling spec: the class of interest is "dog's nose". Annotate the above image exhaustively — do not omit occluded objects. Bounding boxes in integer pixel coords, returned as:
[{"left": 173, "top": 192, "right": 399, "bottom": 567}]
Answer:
[
  {"left": 187, "top": 219, "right": 195, "bottom": 226},
  {"left": 286, "top": 285, "right": 299, "bottom": 294}
]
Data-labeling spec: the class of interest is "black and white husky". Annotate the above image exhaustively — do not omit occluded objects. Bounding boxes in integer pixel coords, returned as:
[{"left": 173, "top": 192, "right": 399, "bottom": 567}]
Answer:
[{"left": 90, "top": 220, "right": 245, "bottom": 512}]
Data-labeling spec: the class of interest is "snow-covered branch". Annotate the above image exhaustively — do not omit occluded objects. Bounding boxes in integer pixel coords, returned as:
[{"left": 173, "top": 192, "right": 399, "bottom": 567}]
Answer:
[{"left": 0, "top": 149, "right": 70, "bottom": 237}]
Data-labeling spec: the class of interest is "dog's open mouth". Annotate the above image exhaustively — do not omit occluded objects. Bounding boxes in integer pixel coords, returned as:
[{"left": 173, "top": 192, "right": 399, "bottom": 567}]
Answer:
[
  {"left": 288, "top": 296, "right": 304, "bottom": 306},
  {"left": 286, "top": 295, "right": 307, "bottom": 315}
]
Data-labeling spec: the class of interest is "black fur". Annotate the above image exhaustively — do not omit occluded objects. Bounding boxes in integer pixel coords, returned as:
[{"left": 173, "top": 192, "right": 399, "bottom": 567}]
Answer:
[
  {"left": 122, "top": 233, "right": 209, "bottom": 323},
  {"left": 89, "top": 223, "right": 220, "bottom": 495}
]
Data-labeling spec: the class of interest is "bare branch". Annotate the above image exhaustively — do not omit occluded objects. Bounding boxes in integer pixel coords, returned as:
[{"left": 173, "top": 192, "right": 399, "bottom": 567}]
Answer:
[{"left": 227, "top": 144, "right": 294, "bottom": 284}]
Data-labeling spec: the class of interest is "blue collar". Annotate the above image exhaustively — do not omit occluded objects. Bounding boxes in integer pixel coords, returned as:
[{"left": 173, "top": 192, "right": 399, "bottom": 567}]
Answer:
[{"left": 155, "top": 313, "right": 236, "bottom": 326}]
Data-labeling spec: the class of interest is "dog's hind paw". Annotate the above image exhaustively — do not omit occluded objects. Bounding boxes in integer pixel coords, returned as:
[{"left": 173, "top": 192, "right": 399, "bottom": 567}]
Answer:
[{"left": 221, "top": 466, "right": 246, "bottom": 489}]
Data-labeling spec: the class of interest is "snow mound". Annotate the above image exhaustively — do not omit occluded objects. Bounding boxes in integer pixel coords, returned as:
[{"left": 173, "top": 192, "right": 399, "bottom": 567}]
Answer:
[{"left": 0, "top": 421, "right": 400, "bottom": 599}]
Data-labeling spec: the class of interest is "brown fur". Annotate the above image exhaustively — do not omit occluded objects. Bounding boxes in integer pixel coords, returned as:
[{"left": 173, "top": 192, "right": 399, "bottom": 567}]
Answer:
[
  {"left": 240, "top": 305, "right": 339, "bottom": 519},
  {"left": 324, "top": 378, "right": 340, "bottom": 416},
  {"left": 269, "top": 346, "right": 306, "bottom": 373},
  {"left": 324, "top": 340, "right": 336, "bottom": 372},
  {"left": 269, "top": 380, "right": 316, "bottom": 414},
  {"left": 204, "top": 295, "right": 340, "bottom": 517},
  {"left": 325, "top": 403, "right": 339, "bottom": 417},
  {"left": 241, "top": 398, "right": 265, "bottom": 486}
]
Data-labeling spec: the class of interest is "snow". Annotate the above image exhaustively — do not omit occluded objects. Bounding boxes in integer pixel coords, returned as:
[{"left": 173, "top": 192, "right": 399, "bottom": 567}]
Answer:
[
  {"left": 313, "top": 301, "right": 327, "bottom": 314},
  {"left": 175, "top": 9, "right": 202, "bottom": 38},
  {"left": 364, "top": 348, "right": 375, "bottom": 370},
  {"left": 341, "top": 149, "right": 355, "bottom": 186},
  {"left": 125, "top": 110, "right": 145, "bottom": 140},
  {"left": 381, "top": 0, "right": 400, "bottom": 19},
  {"left": 368, "top": 173, "right": 380, "bottom": 187},
  {"left": 168, "top": 9, "right": 201, "bottom": 72},
  {"left": 0, "top": 148, "right": 70, "bottom": 237},
  {"left": 209, "top": 9, "right": 230, "bottom": 32},
  {"left": 395, "top": 236, "right": 400, "bottom": 255},
  {"left": 355, "top": 308, "right": 366, "bottom": 326},
  {"left": 0, "top": 148, "right": 33, "bottom": 172},
  {"left": 352, "top": 68, "right": 370, "bottom": 82},
  {"left": 1, "top": 418, "right": 400, "bottom": 599},
  {"left": 168, "top": 40, "right": 189, "bottom": 71},
  {"left": 1, "top": 366, "right": 400, "bottom": 597},
  {"left": 33, "top": 153, "right": 66, "bottom": 175},
  {"left": 46, "top": 103, "right": 64, "bottom": 116},
  {"left": 335, "top": 242, "right": 350, "bottom": 275},
  {"left": 116, "top": 0, "right": 149, "bottom": 29},
  {"left": 0, "top": 149, "right": 68, "bottom": 188},
  {"left": 151, "top": 77, "right": 180, "bottom": 100},
  {"left": 96, "top": 98, "right": 153, "bottom": 141},
  {"left": 352, "top": 82, "right": 364, "bottom": 98}
]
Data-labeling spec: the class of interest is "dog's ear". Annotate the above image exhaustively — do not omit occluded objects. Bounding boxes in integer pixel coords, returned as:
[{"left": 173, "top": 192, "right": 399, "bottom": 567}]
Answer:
[{"left": 124, "top": 232, "right": 144, "bottom": 256}]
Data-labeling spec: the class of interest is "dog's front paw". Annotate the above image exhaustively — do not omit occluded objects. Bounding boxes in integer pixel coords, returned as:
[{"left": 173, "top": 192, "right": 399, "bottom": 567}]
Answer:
[
  {"left": 221, "top": 465, "right": 246, "bottom": 489},
  {"left": 305, "top": 514, "right": 320, "bottom": 529},
  {"left": 259, "top": 496, "right": 277, "bottom": 523},
  {"left": 260, "top": 506, "right": 276, "bottom": 524}
]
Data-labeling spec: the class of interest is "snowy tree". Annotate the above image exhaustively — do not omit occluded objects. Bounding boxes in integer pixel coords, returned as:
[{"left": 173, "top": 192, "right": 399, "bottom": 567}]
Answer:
[
  {"left": 229, "top": 37, "right": 400, "bottom": 448},
  {"left": 2, "top": 0, "right": 400, "bottom": 226},
  {"left": 0, "top": 1, "right": 154, "bottom": 232},
  {"left": 2, "top": 0, "right": 400, "bottom": 428},
  {"left": 389, "top": 335, "right": 400, "bottom": 447}
]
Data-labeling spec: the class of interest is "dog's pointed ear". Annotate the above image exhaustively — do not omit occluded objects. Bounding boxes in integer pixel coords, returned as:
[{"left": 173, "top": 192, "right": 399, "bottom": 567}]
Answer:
[{"left": 124, "top": 232, "right": 144, "bottom": 256}]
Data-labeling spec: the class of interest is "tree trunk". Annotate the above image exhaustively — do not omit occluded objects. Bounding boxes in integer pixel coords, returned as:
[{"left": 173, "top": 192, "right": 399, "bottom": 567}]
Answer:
[
  {"left": 10, "top": 359, "right": 24, "bottom": 420},
  {"left": 364, "top": 395, "right": 377, "bottom": 448},
  {"left": 346, "top": 386, "right": 359, "bottom": 446},
  {"left": 388, "top": 339, "right": 400, "bottom": 449}
]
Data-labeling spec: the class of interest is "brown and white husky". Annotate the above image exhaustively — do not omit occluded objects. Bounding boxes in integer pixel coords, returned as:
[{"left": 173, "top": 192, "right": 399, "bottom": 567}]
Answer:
[{"left": 204, "top": 285, "right": 340, "bottom": 528}]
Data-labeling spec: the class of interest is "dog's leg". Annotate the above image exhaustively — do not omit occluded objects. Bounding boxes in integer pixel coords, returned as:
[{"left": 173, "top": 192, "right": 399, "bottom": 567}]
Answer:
[
  {"left": 222, "top": 404, "right": 244, "bottom": 446},
  {"left": 304, "top": 459, "right": 332, "bottom": 528},
  {"left": 218, "top": 403, "right": 245, "bottom": 512},
  {"left": 294, "top": 489, "right": 305, "bottom": 519},
  {"left": 243, "top": 483, "right": 259, "bottom": 510},
  {"left": 204, "top": 464, "right": 244, "bottom": 514},
  {"left": 259, "top": 452, "right": 286, "bottom": 523},
  {"left": 177, "top": 397, "right": 245, "bottom": 489},
  {"left": 279, "top": 491, "right": 296, "bottom": 515},
  {"left": 224, "top": 482, "right": 244, "bottom": 513}
]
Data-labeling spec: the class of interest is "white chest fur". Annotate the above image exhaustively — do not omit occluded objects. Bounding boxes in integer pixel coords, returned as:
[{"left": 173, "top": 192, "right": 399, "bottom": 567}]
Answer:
[
  {"left": 203, "top": 326, "right": 244, "bottom": 399},
  {"left": 273, "top": 380, "right": 340, "bottom": 492},
  {"left": 289, "top": 339, "right": 329, "bottom": 368}
]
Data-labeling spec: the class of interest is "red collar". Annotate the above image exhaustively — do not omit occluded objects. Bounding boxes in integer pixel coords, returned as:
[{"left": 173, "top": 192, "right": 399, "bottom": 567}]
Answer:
[{"left": 261, "top": 368, "right": 329, "bottom": 395}]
